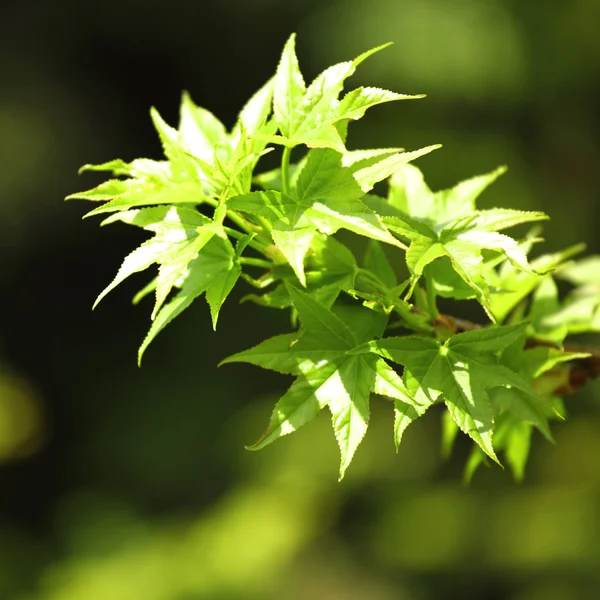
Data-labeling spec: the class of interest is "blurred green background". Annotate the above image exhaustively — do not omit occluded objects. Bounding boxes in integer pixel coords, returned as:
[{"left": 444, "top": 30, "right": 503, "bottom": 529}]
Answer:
[{"left": 1, "top": 0, "right": 600, "bottom": 598}]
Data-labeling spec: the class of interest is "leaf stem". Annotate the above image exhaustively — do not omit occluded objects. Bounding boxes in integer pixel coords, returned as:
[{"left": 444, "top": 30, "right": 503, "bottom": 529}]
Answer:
[
  {"left": 203, "top": 196, "right": 219, "bottom": 207},
  {"left": 257, "top": 216, "right": 273, "bottom": 235},
  {"left": 239, "top": 257, "right": 275, "bottom": 269},
  {"left": 414, "top": 285, "right": 429, "bottom": 316},
  {"left": 225, "top": 209, "right": 253, "bottom": 234},
  {"left": 281, "top": 146, "right": 292, "bottom": 195},
  {"left": 205, "top": 196, "right": 272, "bottom": 251},
  {"left": 223, "top": 227, "right": 268, "bottom": 253},
  {"left": 425, "top": 277, "right": 439, "bottom": 319}
]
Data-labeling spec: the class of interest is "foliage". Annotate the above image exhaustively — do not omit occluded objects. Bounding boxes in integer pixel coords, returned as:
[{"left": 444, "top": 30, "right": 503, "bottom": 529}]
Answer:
[{"left": 68, "top": 34, "right": 600, "bottom": 481}]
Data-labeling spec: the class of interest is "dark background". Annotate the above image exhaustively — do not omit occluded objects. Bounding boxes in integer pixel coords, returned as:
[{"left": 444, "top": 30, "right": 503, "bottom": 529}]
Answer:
[{"left": 1, "top": 0, "right": 600, "bottom": 598}]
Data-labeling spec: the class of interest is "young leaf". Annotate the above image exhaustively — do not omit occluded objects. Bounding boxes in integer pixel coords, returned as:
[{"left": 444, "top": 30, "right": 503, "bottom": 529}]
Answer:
[
  {"left": 273, "top": 33, "right": 307, "bottom": 139},
  {"left": 489, "top": 243, "right": 585, "bottom": 323},
  {"left": 388, "top": 163, "right": 507, "bottom": 231},
  {"left": 385, "top": 167, "right": 547, "bottom": 315},
  {"left": 335, "top": 87, "right": 424, "bottom": 122},
  {"left": 205, "top": 260, "right": 242, "bottom": 329},
  {"left": 271, "top": 228, "right": 316, "bottom": 286},
  {"left": 151, "top": 107, "right": 203, "bottom": 184},
  {"left": 236, "top": 77, "right": 275, "bottom": 138},
  {"left": 93, "top": 206, "right": 211, "bottom": 309},
  {"left": 138, "top": 235, "right": 237, "bottom": 363},
  {"left": 178, "top": 91, "right": 228, "bottom": 163},
  {"left": 270, "top": 34, "right": 421, "bottom": 152}
]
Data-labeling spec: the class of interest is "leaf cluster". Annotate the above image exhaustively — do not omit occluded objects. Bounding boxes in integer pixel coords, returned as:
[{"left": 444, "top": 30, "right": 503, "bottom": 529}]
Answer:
[{"left": 68, "top": 34, "right": 600, "bottom": 480}]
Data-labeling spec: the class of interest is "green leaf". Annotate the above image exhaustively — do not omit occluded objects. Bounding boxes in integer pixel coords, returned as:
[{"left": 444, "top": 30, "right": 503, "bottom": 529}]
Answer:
[
  {"left": 352, "top": 146, "right": 441, "bottom": 192},
  {"left": 388, "top": 164, "right": 507, "bottom": 231},
  {"left": 441, "top": 410, "right": 460, "bottom": 459},
  {"left": 335, "top": 87, "right": 424, "bottom": 121},
  {"left": 488, "top": 386, "right": 553, "bottom": 441},
  {"left": 288, "top": 60, "right": 355, "bottom": 152},
  {"left": 296, "top": 148, "right": 365, "bottom": 203},
  {"left": 132, "top": 277, "right": 157, "bottom": 305},
  {"left": 529, "top": 276, "right": 568, "bottom": 343},
  {"left": 270, "top": 36, "right": 406, "bottom": 152},
  {"left": 364, "top": 240, "right": 397, "bottom": 289},
  {"left": 388, "top": 164, "right": 434, "bottom": 220},
  {"left": 432, "top": 166, "right": 508, "bottom": 228},
  {"left": 341, "top": 147, "right": 404, "bottom": 168},
  {"left": 464, "top": 415, "right": 534, "bottom": 482},
  {"left": 286, "top": 284, "right": 356, "bottom": 349},
  {"left": 220, "top": 333, "right": 303, "bottom": 375},
  {"left": 66, "top": 179, "right": 131, "bottom": 202},
  {"left": 93, "top": 206, "right": 210, "bottom": 308},
  {"left": 454, "top": 229, "right": 538, "bottom": 275},
  {"left": 93, "top": 238, "right": 172, "bottom": 309},
  {"left": 306, "top": 197, "right": 404, "bottom": 248},
  {"left": 138, "top": 235, "right": 235, "bottom": 363},
  {"left": 152, "top": 224, "right": 219, "bottom": 318},
  {"left": 178, "top": 91, "right": 228, "bottom": 163},
  {"left": 225, "top": 289, "right": 420, "bottom": 478},
  {"left": 271, "top": 228, "right": 316, "bottom": 286},
  {"left": 150, "top": 107, "right": 202, "bottom": 183},
  {"left": 273, "top": 33, "right": 307, "bottom": 139},
  {"left": 333, "top": 303, "right": 389, "bottom": 343},
  {"left": 235, "top": 77, "right": 275, "bottom": 138},
  {"left": 519, "top": 346, "right": 590, "bottom": 379},
  {"left": 494, "top": 337, "right": 587, "bottom": 436},
  {"left": 367, "top": 325, "right": 533, "bottom": 463},
  {"left": 489, "top": 243, "right": 585, "bottom": 323},
  {"left": 70, "top": 32, "right": 592, "bottom": 485},
  {"left": 447, "top": 322, "right": 527, "bottom": 353},
  {"left": 447, "top": 209, "right": 549, "bottom": 234},
  {"left": 504, "top": 420, "right": 532, "bottom": 481},
  {"left": 206, "top": 260, "right": 242, "bottom": 329},
  {"left": 253, "top": 158, "right": 306, "bottom": 192},
  {"left": 371, "top": 357, "right": 427, "bottom": 450},
  {"left": 387, "top": 180, "right": 547, "bottom": 314},
  {"left": 328, "top": 355, "right": 373, "bottom": 479},
  {"left": 246, "top": 359, "right": 340, "bottom": 449},
  {"left": 306, "top": 234, "right": 357, "bottom": 296},
  {"left": 405, "top": 233, "right": 491, "bottom": 313},
  {"left": 77, "top": 159, "right": 132, "bottom": 176},
  {"left": 556, "top": 255, "right": 600, "bottom": 287},
  {"left": 83, "top": 182, "right": 206, "bottom": 217}
]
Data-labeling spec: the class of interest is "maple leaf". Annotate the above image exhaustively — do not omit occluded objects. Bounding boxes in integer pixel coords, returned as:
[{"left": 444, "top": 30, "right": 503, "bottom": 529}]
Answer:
[
  {"left": 95, "top": 205, "right": 232, "bottom": 317},
  {"left": 138, "top": 232, "right": 242, "bottom": 363},
  {"left": 384, "top": 164, "right": 548, "bottom": 317},
  {"left": 526, "top": 259, "right": 600, "bottom": 342},
  {"left": 270, "top": 34, "right": 423, "bottom": 152},
  {"left": 221, "top": 285, "right": 417, "bottom": 479},
  {"left": 462, "top": 338, "right": 588, "bottom": 480},
  {"left": 359, "top": 323, "right": 534, "bottom": 461},
  {"left": 87, "top": 205, "right": 240, "bottom": 362},
  {"left": 488, "top": 240, "right": 585, "bottom": 323},
  {"left": 69, "top": 79, "right": 275, "bottom": 217}
]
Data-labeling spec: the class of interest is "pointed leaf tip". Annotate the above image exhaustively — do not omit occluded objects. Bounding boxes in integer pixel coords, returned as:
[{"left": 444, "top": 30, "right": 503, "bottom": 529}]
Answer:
[{"left": 353, "top": 42, "right": 394, "bottom": 67}]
